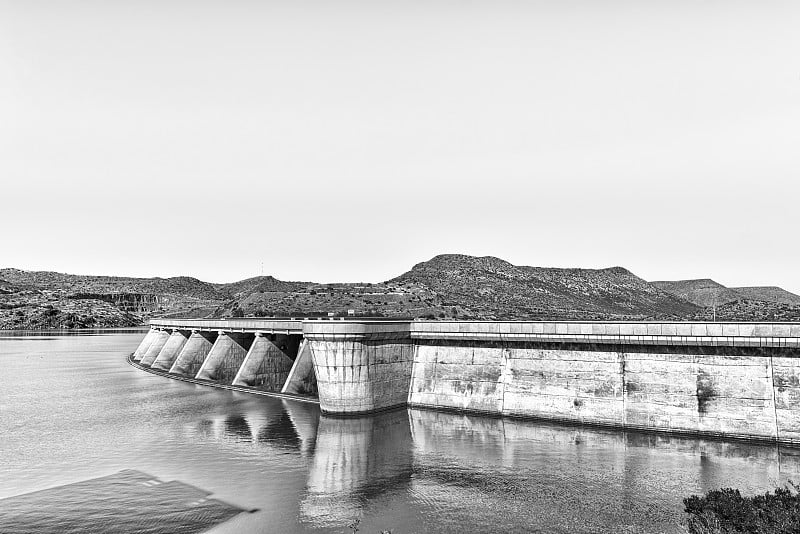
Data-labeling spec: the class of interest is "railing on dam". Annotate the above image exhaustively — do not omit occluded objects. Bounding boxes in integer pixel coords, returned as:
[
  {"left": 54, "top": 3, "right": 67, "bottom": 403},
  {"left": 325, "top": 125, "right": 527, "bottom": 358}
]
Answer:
[
  {"left": 148, "top": 318, "right": 800, "bottom": 347},
  {"left": 132, "top": 318, "right": 800, "bottom": 444},
  {"left": 148, "top": 317, "right": 304, "bottom": 333}
]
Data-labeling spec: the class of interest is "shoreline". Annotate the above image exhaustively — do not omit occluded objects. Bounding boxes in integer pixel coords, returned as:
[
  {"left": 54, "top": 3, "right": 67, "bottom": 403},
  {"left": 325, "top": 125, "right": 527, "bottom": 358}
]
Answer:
[{"left": 126, "top": 353, "right": 320, "bottom": 406}]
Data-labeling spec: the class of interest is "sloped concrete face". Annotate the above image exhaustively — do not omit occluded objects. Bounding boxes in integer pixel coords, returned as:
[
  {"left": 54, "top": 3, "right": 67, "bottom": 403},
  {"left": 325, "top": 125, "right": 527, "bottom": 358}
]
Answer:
[
  {"left": 232, "top": 334, "right": 300, "bottom": 391},
  {"left": 138, "top": 330, "right": 170, "bottom": 366},
  {"left": 141, "top": 329, "right": 189, "bottom": 368},
  {"left": 166, "top": 331, "right": 217, "bottom": 375},
  {"left": 132, "top": 329, "right": 159, "bottom": 361},
  {"left": 195, "top": 332, "right": 254, "bottom": 384},
  {"left": 282, "top": 340, "right": 317, "bottom": 396}
]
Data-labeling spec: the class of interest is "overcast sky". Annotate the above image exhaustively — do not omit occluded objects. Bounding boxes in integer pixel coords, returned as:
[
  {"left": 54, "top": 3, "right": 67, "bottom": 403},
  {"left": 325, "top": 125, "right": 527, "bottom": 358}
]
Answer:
[{"left": 2, "top": 0, "right": 799, "bottom": 291}]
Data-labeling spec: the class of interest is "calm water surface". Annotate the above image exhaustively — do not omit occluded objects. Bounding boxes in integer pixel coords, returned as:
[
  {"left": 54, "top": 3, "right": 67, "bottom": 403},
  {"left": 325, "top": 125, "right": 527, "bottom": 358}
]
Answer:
[{"left": 2, "top": 332, "right": 800, "bottom": 533}]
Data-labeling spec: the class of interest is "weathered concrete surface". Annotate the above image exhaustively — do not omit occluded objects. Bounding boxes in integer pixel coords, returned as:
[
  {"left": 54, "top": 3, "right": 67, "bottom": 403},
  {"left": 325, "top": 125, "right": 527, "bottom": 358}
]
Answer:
[
  {"left": 195, "top": 332, "right": 254, "bottom": 384},
  {"left": 232, "top": 333, "right": 300, "bottom": 390},
  {"left": 771, "top": 356, "right": 800, "bottom": 443},
  {"left": 131, "top": 329, "right": 159, "bottom": 361},
  {"left": 141, "top": 329, "right": 189, "bottom": 368},
  {"left": 308, "top": 334, "right": 414, "bottom": 414},
  {"left": 304, "top": 321, "right": 413, "bottom": 414},
  {"left": 137, "top": 329, "right": 170, "bottom": 366},
  {"left": 282, "top": 340, "right": 317, "bottom": 396},
  {"left": 166, "top": 331, "right": 217, "bottom": 375},
  {"left": 409, "top": 341, "right": 800, "bottom": 443}
]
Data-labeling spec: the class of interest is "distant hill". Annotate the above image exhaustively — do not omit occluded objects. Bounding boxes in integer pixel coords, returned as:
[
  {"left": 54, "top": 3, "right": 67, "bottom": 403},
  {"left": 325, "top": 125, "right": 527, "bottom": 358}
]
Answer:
[
  {"left": 0, "top": 269, "right": 225, "bottom": 300},
  {"left": 392, "top": 254, "right": 699, "bottom": 320},
  {"left": 650, "top": 279, "right": 742, "bottom": 307},
  {"left": 4, "top": 255, "right": 799, "bottom": 329},
  {"left": 652, "top": 278, "right": 800, "bottom": 307},
  {"left": 729, "top": 286, "right": 800, "bottom": 306},
  {"left": 220, "top": 275, "right": 308, "bottom": 298},
  {"left": 0, "top": 268, "right": 225, "bottom": 329},
  {"left": 652, "top": 279, "right": 800, "bottom": 322}
]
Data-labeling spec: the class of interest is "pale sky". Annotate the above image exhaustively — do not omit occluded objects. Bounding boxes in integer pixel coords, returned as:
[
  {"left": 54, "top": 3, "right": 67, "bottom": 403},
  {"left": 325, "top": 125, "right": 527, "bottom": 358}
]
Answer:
[{"left": 1, "top": 1, "right": 799, "bottom": 291}]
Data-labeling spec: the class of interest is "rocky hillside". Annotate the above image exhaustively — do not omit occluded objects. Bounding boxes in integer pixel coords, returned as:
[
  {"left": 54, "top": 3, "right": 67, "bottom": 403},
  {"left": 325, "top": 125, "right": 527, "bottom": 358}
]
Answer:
[
  {"left": 0, "top": 268, "right": 225, "bottom": 330},
  {"left": 650, "top": 279, "right": 743, "bottom": 307},
  {"left": 653, "top": 279, "right": 800, "bottom": 322},
  {"left": 0, "top": 269, "right": 225, "bottom": 300},
  {"left": 391, "top": 255, "right": 699, "bottom": 320},
  {"left": 731, "top": 286, "right": 800, "bottom": 306},
  {"left": 4, "top": 255, "right": 799, "bottom": 328}
]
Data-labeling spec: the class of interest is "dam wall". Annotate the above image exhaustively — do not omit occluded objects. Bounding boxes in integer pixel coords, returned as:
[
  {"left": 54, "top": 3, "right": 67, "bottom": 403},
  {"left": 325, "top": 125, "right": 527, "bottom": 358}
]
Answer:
[
  {"left": 135, "top": 319, "right": 800, "bottom": 443},
  {"left": 407, "top": 322, "right": 800, "bottom": 443}
]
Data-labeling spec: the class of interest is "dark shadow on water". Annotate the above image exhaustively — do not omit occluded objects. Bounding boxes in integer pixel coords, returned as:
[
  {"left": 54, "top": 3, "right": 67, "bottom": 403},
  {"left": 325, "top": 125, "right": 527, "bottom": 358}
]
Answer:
[
  {"left": 224, "top": 415, "right": 252, "bottom": 442},
  {"left": 0, "top": 469, "right": 246, "bottom": 534},
  {"left": 257, "top": 412, "right": 302, "bottom": 450}
]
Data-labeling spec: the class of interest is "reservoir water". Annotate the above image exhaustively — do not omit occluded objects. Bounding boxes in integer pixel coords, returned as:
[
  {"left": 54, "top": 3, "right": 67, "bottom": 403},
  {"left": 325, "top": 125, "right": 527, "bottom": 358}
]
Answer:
[{"left": 2, "top": 331, "right": 799, "bottom": 533}]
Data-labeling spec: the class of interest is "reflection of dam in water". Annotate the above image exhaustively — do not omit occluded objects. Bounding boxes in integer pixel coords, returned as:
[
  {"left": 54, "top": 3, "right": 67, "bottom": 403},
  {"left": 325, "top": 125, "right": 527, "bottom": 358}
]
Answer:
[
  {"left": 302, "top": 410, "right": 415, "bottom": 526},
  {"left": 191, "top": 400, "right": 320, "bottom": 457},
  {"left": 290, "top": 408, "right": 800, "bottom": 532},
  {"left": 176, "top": 399, "right": 800, "bottom": 528},
  {"left": 11, "top": 331, "right": 800, "bottom": 534}
]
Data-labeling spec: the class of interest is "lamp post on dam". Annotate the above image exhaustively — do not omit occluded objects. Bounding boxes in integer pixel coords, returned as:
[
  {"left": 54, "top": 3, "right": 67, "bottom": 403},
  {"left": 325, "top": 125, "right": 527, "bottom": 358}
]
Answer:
[{"left": 130, "top": 318, "right": 800, "bottom": 444}]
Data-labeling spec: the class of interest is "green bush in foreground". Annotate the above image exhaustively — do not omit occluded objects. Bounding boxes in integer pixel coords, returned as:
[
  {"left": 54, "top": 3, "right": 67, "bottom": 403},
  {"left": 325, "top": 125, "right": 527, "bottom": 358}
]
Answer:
[{"left": 684, "top": 482, "right": 800, "bottom": 533}]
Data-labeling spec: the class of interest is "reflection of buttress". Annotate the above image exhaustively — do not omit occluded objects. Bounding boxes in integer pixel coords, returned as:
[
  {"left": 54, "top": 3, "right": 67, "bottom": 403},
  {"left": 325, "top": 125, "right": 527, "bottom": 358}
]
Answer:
[{"left": 300, "top": 409, "right": 414, "bottom": 525}]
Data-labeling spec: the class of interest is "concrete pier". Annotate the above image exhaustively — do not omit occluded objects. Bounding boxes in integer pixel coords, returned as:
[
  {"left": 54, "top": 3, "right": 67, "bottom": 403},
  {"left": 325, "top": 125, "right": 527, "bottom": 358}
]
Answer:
[
  {"left": 137, "top": 329, "right": 170, "bottom": 365},
  {"left": 303, "top": 322, "right": 414, "bottom": 414},
  {"left": 167, "top": 330, "right": 217, "bottom": 376},
  {"left": 131, "top": 328, "right": 159, "bottom": 361},
  {"left": 141, "top": 329, "right": 189, "bottom": 367},
  {"left": 130, "top": 318, "right": 800, "bottom": 444},
  {"left": 232, "top": 333, "right": 300, "bottom": 390},
  {"left": 282, "top": 340, "right": 317, "bottom": 396},
  {"left": 195, "top": 332, "right": 254, "bottom": 384}
]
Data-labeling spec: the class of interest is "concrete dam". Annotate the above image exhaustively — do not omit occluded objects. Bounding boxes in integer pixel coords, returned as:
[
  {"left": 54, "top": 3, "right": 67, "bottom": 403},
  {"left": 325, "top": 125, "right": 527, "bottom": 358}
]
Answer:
[{"left": 130, "top": 319, "right": 800, "bottom": 444}]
